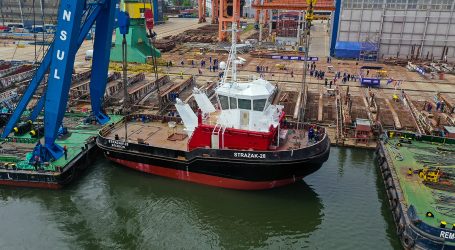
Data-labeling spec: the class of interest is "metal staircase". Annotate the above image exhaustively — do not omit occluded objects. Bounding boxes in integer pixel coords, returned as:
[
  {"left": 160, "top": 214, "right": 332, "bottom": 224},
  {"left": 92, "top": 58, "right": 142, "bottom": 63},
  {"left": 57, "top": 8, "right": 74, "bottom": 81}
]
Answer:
[{"left": 359, "top": 32, "right": 380, "bottom": 61}]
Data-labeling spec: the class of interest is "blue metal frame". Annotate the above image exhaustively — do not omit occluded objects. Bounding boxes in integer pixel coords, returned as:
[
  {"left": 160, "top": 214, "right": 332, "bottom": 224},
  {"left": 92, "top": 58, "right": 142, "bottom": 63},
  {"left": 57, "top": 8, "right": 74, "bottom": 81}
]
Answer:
[
  {"left": 28, "top": 5, "right": 103, "bottom": 122},
  {"left": 2, "top": 0, "right": 119, "bottom": 162},
  {"left": 330, "top": 0, "right": 341, "bottom": 57},
  {"left": 90, "top": 0, "right": 118, "bottom": 124},
  {"left": 43, "top": 0, "right": 86, "bottom": 160},
  {"left": 1, "top": 46, "right": 53, "bottom": 138},
  {"left": 153, "top": 0, "right": 159, "bottom": 23}
]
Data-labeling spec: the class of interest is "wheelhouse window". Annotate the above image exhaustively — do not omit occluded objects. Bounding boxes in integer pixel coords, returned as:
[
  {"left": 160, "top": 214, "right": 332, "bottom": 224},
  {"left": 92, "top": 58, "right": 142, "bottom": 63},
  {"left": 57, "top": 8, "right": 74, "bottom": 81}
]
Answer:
[
  {"left": 229, "top": 97, "right": 237, "bottom": 109},
  {"left": 238, "top": 98, "right": 252, "bottom": 110},
  {"left": 218, "top": 95, "right": 229, "bottom": 110},
  {"left": 253, "top": 99, "right": 267, "bottom": 111}
]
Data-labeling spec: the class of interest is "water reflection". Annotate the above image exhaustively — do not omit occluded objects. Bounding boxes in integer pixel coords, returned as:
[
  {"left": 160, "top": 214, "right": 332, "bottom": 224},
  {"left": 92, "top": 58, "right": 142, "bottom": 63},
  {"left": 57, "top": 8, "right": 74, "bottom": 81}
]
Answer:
[{"left": 101, "top": 162, "right": 324, "bottom": 249}]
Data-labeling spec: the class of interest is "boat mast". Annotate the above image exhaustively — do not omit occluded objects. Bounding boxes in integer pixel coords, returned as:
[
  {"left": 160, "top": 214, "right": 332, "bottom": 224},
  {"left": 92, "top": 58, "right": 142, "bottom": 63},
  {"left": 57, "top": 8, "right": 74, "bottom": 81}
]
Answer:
[
  {"left": 221, "top": 23, "right": 238, "bottom": 86},
  {"left": 297, "top": 0, "right": 315, "bottom": 133},
  {"left": 231, "top": 23, "right": 237, "bottom": 83}
]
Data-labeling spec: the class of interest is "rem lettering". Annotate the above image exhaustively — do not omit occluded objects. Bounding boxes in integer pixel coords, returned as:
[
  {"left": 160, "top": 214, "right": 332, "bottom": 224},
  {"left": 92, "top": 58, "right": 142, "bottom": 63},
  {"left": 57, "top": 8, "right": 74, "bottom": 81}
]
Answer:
[
  {"left": 108, "top": 140, "right": 128, "bottom": 149},
  {"left": 439, "top": 231, "right": 455, "bottom": 240},
  {"left": 52, "top": 9, "right": 72, "bottom": 80},
  {"left": 233, "top": 152, "right": 266, "bottom": 159}
]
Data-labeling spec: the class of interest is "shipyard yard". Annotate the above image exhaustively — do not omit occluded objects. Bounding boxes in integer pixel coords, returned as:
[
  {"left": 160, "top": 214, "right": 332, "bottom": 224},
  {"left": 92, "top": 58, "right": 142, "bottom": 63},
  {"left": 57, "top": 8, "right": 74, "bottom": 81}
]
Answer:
[{"left": 1, "top": 0, "right": 455, "bottom": 248}]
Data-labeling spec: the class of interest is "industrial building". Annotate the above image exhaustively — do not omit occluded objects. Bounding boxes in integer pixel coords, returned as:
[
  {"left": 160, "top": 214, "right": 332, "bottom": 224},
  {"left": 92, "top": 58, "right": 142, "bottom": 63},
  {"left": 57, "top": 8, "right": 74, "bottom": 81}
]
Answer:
[
  {"left": 0, "top": 0, "right": 59, "bottom": 25},
  {"left": 0, "top": 0, "right": 164, "bottom": 26},
  {"left": 331, "top": 0, "right": 455, "bottom": 61}
]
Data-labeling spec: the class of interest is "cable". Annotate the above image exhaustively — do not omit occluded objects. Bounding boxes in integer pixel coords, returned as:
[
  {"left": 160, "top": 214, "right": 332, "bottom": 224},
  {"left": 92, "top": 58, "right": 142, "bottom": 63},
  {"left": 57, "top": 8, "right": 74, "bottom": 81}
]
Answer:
[
  {"left": 40, "top": 0, "right": 45, "bottom": 61},
  {"left": 33, "top": 0, "right": 37, "bottom": 63}
]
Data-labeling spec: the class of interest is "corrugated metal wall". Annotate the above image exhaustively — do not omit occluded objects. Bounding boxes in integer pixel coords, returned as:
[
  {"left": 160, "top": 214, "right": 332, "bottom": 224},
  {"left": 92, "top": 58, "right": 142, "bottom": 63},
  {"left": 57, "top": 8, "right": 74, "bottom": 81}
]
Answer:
[
  {"left": 337, "top": 0, "right": 455, "bottom": 61},
  {"left": 0, "top": 0, "right": 60, "bottom": 24}
]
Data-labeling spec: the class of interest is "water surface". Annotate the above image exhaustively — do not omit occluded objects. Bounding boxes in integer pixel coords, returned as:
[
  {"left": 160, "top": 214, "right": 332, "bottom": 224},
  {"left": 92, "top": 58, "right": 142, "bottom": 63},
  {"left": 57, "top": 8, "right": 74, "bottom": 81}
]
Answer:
[{"left": 0, "top": 147, "right": 401, "bottom": 249}]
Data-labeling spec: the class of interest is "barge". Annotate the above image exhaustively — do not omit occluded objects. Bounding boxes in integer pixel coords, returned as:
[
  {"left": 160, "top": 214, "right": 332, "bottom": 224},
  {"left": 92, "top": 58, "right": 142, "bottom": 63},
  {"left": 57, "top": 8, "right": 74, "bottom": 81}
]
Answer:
[
  {"left": 0, "top": 113, "right": 122, "bottom": 189},
  {"left": 376, "top": 131, "right": 455, "bottom": 249}
]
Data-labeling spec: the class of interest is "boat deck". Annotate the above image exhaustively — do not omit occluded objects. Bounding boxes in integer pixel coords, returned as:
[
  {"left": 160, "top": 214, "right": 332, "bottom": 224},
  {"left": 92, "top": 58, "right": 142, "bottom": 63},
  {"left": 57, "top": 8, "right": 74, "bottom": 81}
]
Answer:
[
  {"left": 384, "top": 137, "right": 455, "bottom": 228},
  {"left": 106, "top": 120, "right": 190, "bottom": 151},
  {"left": 105, "top": 118, "right": 315, "bottom": 152}
]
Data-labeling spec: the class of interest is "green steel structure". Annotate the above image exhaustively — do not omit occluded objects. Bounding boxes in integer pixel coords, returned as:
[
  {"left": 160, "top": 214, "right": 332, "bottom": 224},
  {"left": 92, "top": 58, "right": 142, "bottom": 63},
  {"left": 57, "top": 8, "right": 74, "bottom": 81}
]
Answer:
[{"left": 110, "top": 0, "right": 161, "bottom": 64}]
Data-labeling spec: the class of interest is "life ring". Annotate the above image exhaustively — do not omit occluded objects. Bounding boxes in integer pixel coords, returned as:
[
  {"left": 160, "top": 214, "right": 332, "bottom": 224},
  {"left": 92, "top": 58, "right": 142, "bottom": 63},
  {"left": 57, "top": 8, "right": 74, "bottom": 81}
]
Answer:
[{"left": 402, "top": 234, "right": 415, "bottom": 249}]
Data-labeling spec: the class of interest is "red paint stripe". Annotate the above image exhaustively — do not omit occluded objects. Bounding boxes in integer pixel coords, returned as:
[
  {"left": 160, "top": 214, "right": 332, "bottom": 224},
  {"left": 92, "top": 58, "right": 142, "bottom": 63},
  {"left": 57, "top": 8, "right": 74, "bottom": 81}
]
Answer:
[
  {"left": 108, "top": 157, "right": 301, "bottom": 190},
  {"left": 0, "top": 180, "right": 61, "bottom": 189}
]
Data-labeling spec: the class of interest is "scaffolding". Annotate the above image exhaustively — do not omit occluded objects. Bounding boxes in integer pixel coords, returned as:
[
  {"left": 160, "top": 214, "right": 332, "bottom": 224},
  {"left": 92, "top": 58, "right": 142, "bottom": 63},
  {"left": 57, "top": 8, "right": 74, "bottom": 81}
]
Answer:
[{"left": 359, "top": 33, "right": 379, "bottom": 62}]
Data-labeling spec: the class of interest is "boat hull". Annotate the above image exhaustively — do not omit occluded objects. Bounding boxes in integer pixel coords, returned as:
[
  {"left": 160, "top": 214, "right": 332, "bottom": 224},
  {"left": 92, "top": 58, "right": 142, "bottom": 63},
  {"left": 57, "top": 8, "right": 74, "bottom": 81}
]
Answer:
[{"left": 97, "top": 136, "right": 330, "bottom": 190}]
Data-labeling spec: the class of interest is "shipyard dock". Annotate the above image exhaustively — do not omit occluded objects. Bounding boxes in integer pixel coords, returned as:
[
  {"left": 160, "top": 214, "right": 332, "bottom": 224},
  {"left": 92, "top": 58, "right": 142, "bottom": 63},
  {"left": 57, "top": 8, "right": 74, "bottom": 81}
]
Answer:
[{"left": 1, "top": 19, "right": 455, "bottom": 188}]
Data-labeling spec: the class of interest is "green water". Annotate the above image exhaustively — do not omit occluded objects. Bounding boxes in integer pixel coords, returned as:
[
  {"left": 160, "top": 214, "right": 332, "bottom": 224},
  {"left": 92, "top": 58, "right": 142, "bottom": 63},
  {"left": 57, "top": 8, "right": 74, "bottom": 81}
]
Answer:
[{"left": 0, "top": 147, "right": 401, "bottom": 249}]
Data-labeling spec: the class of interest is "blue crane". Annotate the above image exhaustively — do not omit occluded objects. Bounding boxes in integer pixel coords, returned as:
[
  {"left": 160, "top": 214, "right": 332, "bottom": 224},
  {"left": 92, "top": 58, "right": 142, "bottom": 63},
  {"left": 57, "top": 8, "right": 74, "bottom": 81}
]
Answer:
[{"left": 1, "top": 0, "right": 119, "bottom": 162}]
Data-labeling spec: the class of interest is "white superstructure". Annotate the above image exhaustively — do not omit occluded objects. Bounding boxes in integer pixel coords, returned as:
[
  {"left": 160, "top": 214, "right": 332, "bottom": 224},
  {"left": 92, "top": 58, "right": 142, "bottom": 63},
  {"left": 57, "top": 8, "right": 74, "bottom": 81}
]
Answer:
[{"left": 175, "top": 23, "right": 284, "bottom": 133}]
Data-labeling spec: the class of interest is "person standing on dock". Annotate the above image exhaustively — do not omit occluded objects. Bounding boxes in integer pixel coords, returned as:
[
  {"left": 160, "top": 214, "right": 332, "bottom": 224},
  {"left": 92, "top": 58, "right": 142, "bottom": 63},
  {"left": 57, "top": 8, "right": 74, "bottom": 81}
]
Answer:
[
  {"left": 63, "top": 145, "right": 68, "bottom": 160},
  {"left": 34, "top": 155, "right": 39, "bottom": 171},
  {"left": 325, "top": 78, "right": 328, "bottom": 86}
]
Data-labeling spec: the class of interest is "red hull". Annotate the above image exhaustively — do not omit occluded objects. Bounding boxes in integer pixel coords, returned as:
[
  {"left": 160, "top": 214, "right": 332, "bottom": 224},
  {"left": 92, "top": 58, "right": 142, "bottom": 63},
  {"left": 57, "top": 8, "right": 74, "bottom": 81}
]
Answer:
[
  {"left": 0, "top": 179, "right": 61, "bottom": 189},
  {"left": 109, "top": 157, "right": 302, "bottom": 190}
]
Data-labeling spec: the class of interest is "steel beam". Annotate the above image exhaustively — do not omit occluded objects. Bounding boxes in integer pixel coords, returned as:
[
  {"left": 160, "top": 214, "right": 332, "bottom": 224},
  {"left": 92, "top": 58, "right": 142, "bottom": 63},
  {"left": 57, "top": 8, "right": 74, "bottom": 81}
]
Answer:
[
  {"left": 1, "top": 46, "right": 53, "bottom": 138},
  {"left": 43, "top": 0, "right": 85, "bottom": 160},
  {"left": 28, "top": 5, "right": 102, "bottom": 123},
  {"left": 89, "top": 0, "right": 118, "bottom": 124}
]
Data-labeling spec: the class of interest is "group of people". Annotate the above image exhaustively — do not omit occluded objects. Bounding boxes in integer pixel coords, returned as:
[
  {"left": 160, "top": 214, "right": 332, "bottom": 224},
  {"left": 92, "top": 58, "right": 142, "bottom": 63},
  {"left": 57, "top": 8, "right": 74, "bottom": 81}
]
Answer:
[
  {"left": 307, "top": 61, "right": 317, "bottom": 71},
  {"left": 256, "top": 65, "right": 269, "bottom": 73},
  {"left": 436, "top": 100, "right": 446, "bottom": 112},
  {"left": 423, "top": 100, "right": 447, "bottom": 113},
  {"left": 176, "top": 56, "right": 220, "bottom": 72},
  {"left": 341, "top": 72, "right": 357, "bottom": 83},
  {"left": 308, "top": 126, "right": 322, "bottom": 143},
  {"left": 310, "top": 69, "right": 325, "bottom": 80}
]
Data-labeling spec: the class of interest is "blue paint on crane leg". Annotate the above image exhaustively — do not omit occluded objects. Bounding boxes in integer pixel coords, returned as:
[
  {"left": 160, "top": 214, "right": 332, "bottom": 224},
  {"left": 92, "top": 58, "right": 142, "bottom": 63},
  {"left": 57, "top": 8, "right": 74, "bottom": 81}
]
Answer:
[
  {"left": 89, "top": 0, "right": 118, "bottom": 125},
  {"left": 40, "top": 0, "right": 85, "bottom": 162},
  {"left": 28, "top": 5, "right": 102, "bottom": 123}
]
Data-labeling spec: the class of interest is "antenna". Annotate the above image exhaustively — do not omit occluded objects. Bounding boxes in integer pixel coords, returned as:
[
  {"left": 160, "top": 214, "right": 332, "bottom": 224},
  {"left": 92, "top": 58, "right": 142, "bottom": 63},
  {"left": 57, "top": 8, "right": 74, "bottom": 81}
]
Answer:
[{"left": 221, "top": 23, "right": 239, "bottom": 86}]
